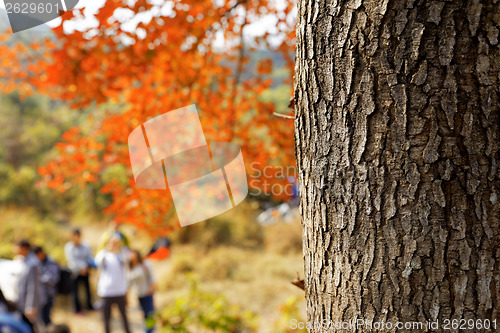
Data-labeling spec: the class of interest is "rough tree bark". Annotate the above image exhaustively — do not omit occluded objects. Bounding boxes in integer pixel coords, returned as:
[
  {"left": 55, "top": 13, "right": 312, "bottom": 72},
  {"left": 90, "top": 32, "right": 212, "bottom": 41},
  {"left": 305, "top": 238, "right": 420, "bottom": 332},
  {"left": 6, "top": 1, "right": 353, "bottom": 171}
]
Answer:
[{"left": 294, "top": 0, "right": 499, "bottom": 331}]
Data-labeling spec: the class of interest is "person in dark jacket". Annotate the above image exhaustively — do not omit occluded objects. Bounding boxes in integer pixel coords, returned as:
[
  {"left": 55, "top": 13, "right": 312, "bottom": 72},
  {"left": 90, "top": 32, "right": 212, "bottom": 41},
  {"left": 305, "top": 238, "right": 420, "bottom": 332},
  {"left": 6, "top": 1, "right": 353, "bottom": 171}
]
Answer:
[
  {"left": 14, "top": 240, "right": 45, "bottom": 328},
  {"left": 0, "top": 288, "right": 33, "bottom": 333},
  {"left": 33, "top": 246, "right": 60, "bottom": 327}
]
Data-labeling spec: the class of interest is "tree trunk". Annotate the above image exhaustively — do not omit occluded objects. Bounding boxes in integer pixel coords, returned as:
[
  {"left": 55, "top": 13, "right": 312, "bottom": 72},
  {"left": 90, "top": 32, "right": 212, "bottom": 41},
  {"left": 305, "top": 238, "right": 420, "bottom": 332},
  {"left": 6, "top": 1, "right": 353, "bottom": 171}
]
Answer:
[{"left": 294, "top": 0, "right": 499, "bottom": 331}]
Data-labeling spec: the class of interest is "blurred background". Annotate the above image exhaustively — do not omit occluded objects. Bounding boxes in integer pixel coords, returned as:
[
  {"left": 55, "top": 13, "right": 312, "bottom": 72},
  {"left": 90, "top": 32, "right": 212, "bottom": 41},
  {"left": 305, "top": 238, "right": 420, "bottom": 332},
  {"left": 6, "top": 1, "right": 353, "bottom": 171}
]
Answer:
[{"left": 0, "top": 0, "right": 306, "bottom": 332}]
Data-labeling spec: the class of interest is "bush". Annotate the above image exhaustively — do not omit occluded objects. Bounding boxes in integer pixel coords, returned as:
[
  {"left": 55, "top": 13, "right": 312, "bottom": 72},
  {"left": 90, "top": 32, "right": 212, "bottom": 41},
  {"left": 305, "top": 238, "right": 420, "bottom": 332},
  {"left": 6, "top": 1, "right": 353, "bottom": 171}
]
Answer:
[
  {"left": 197, "top": 247, "right": 246, "bottom": 281},
  {"left": 271, "top": 296, "right": 307, "bottom": 333},
  {"left": 165, "top": 246, "right": 249, "bottom": 290},
  {"left": 160, "top": 247, "right": 198, "bottom": 290},
  {"left": 0, "top": 208, "right": 67, "bottom": 262},
  {"left": 170, "top": 203, "right": 264, "bottom": 250},
  {"left": 159, "top": 276, "right": 257, "bottom": 332}
]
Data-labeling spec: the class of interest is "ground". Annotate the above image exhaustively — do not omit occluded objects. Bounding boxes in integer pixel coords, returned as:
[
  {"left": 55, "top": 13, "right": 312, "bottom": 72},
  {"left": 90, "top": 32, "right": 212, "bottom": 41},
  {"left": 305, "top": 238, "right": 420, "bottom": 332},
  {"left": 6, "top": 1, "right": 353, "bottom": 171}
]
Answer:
[{"left": 48, "top": 221, "right": 306, "bottom": 333}]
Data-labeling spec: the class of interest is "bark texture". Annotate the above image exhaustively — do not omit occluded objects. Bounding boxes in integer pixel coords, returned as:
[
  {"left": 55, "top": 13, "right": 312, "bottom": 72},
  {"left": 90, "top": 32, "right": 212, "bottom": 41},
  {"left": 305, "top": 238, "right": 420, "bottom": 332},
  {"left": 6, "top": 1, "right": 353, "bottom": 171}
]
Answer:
[{"left": 294, "top": 0, "right": 499, "bottom": 331}]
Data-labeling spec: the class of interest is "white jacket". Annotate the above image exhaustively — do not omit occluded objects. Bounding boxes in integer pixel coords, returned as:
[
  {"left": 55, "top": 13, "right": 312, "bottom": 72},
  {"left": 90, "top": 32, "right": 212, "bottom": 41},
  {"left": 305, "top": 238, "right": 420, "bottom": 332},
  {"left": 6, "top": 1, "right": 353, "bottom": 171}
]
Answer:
[{"left": 95, "top": 249, "right": 129, "bottom": 297}]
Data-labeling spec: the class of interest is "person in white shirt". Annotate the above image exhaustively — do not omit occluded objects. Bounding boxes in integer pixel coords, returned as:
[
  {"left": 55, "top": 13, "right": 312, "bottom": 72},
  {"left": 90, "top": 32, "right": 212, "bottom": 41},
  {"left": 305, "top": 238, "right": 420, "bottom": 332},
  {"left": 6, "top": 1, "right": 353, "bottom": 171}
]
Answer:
[
  {"left": 95, "top": 234, "right": 131, "bottom": 333},
  {"left": 64, "top": 228, "right": 94, "bottom": 314},
  {"left": 128, "top": 250, "right": 156, "bottom": 333}
]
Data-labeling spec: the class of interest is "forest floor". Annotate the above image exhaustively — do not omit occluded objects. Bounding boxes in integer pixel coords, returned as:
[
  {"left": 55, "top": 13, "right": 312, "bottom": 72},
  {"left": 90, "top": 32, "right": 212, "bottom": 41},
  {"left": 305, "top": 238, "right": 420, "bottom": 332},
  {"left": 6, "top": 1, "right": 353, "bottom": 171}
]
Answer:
[
  {"left": 51, "top": 223, "right": 175, "bottom": 333},
  {"left": 52, "top": 288, "right": 180, "bottom": 332},
  {"left": 52, "top": 302, "right": 146, "bottom": 333},
  {"left": 48, "top": 221, "right": 306, "bottom": 333}
]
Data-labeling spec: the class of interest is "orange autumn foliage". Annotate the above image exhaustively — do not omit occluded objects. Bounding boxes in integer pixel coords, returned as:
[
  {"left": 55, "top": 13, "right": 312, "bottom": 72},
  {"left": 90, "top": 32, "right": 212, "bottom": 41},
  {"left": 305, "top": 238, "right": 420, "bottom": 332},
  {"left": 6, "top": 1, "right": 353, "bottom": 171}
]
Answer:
[{"left": 0, "top": 0, "right": 297, "bottom": 234}]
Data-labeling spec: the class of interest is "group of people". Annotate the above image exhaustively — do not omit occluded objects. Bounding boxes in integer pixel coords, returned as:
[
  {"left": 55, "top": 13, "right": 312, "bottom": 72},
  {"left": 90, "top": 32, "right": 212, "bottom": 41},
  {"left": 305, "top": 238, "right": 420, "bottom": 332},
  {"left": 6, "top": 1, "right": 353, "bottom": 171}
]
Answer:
[
  {"left": 0, "top": 240, "right": 71, "bottom": 333},
  {"left": 1, "top": 225, "right": 158, "bottom": 333}
]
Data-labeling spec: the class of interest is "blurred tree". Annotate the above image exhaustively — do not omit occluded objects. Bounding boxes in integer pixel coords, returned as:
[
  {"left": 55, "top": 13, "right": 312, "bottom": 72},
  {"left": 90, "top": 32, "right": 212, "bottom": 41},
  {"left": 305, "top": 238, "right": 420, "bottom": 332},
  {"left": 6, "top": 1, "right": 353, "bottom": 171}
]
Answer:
[
  {"left": 0, "top": 0, "right": 298, "bottom": 234},
  {"left": 295, "top": 0, "right": 499, "bottom": 329},
  {"left": 0, "top": 92, "right": 109, "bottom": 218},
  {"left": 0, "top": 94, "right": 63, "bottom": 167}
]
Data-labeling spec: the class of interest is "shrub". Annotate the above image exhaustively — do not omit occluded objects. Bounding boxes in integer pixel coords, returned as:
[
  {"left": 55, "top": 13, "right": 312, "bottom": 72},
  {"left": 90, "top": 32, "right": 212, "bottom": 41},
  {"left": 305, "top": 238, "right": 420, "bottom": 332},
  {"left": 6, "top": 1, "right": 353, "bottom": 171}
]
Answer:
[
  {"left": 159, "top": 276, "right": 257, "bottom": 332},
  {"left": 271, "top": 296, "right": 307, "bottom": 333},
  {"left": 170, "top": 203, "right": 264, "bottom": 250},
  {"left": 197, "top": 247, "right": 247, "bottom": 281},
  {"left": 0, "top": 208, "right": 66, "bottom": 262},
  {"left": 161, "top": 247, "right": 198, "bottom": 290}
]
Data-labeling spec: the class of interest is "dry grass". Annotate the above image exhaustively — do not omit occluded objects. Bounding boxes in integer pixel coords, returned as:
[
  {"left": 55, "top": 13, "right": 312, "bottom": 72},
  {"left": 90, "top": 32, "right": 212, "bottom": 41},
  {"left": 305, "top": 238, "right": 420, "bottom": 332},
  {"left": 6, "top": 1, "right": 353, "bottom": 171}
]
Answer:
[
  {"left": 0, "top": 208, "right": 67, "bottom": 262},
  {"left": 157, "top": 242, "right": 306, "bottom": 332},
  {"left": 1, "top": 205, "right": 307, "bottom": 332},
  {"left": 263, "top": 221, "right": 303, "bottom": 255}
]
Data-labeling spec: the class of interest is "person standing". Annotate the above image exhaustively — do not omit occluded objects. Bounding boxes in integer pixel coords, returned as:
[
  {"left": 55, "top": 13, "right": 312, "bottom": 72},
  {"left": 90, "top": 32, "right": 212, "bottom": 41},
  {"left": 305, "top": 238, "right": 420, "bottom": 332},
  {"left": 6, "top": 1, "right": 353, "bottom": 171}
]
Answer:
[
  {"left": 14, "top": 240, "right": 45, "bottom": 331},
  {"left": 95, "top": 235, "right": 131, "bottom": 333},
  {"left": 129, "top": 250, "right": 156, "bottom": 333},
  {"left": 33, "top": 246, "right": 60, "bottom": 327},
  {"left": 64, "top": 229, "right": 94, "bottom": 314}
]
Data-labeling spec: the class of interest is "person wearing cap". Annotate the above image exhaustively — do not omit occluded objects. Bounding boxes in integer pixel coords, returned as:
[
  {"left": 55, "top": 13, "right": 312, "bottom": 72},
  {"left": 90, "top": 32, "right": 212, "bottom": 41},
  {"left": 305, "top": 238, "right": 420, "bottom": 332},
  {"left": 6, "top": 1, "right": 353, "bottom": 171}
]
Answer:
[
  {"left": 64, "top": 229, "right": 94, "bottom": 314},
  {"left": 99, "top": 220, "right": 130, "bottom": 251},
  {"left": 95, "top": 235, "right": 131, "bottom": 333},
  {"left": 33, "top": 246, "right": 60, "bottom": 327}
]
